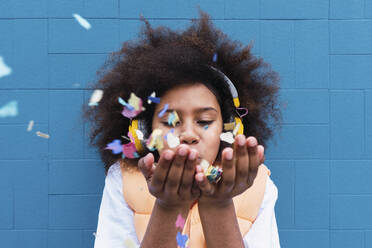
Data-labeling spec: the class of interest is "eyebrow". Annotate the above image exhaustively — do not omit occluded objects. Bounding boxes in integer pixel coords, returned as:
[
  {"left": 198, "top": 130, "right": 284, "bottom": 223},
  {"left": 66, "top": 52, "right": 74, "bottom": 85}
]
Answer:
[{"left": 156, "top": 107, "right": 218, "bottom": 116}]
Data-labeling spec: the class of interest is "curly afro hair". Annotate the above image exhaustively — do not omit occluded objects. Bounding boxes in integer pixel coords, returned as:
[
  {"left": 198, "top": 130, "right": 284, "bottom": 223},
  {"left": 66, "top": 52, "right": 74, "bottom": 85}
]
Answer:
[{"left": 83, "top": 9, "right": 283, "bottom": 175}]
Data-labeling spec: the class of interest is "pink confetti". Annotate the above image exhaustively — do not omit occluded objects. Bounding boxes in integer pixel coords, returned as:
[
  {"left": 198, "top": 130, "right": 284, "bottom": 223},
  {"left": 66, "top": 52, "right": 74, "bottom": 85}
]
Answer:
[{"left": 175, "top": 214, "right": 185, "bottom": 229}]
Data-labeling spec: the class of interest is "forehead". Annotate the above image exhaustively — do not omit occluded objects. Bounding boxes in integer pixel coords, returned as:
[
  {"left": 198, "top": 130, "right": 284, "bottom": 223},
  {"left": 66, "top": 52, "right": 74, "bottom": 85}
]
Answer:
[{"left": 155, "top": 83, "right": 221, "bottom": 113}]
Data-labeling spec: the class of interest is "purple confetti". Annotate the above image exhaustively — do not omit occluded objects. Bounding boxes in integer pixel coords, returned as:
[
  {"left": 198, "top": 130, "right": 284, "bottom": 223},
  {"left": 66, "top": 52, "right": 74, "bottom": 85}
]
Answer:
[{"left": 158, "top": 104, "right": 169, "bottom": 117}]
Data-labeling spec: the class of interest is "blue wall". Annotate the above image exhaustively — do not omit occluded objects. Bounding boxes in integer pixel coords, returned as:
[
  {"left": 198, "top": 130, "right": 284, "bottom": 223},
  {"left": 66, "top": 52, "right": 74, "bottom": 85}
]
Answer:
[{"left": 1, "top": 0, "right": 371, "bottom": 247}]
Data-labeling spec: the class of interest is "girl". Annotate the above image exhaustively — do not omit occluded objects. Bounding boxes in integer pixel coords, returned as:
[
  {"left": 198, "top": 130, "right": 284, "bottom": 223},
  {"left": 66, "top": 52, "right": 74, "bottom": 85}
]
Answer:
[{"left": 84, "top": 9, "right": 283, "bottom": 248}]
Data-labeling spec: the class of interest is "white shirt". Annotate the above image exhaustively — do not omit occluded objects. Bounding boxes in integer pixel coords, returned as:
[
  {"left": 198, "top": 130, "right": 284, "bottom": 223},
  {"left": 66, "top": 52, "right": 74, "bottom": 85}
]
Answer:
[{"left": 94, "top": 162, "right": 281, "bottom": 248}]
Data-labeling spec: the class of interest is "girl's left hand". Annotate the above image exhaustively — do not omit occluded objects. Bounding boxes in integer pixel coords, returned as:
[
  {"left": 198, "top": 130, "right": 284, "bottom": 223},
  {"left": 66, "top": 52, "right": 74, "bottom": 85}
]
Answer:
[{"left": 196, "top": 134, "right": 265, "bottom": 206}]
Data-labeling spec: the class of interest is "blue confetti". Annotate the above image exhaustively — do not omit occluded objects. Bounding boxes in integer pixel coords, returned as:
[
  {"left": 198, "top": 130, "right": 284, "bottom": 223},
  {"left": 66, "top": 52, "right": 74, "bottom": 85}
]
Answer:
[
  {"left": 203, "top": 125, "right": 208, "bottom": 130},
  {"left": 212, "top": 52, "right": 218, "bottom": 62},
  {"left": 158, "top": 104, "right": 168, "bottom": 117},
  {"left": 105, "top": 139, "right": 123, "bottom": 154},
  {"left": 118, "top": 97, "right": 134, "bottom": 111},
  {"left": 148, "top": 96, "right": 160, "bottom": 104},
  {"left": 176, "top": 231, "right": 188, "bottom": 248}
]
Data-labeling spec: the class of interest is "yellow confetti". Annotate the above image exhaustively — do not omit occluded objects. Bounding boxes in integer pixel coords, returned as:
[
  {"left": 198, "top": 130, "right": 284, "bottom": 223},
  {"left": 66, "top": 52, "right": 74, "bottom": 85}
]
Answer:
[
  {"left": 223, "top": 122, "right": 235, "bottom": 131},
  {"left": 128, "top": 93, "right": 142, "bottom": 111},
  {"left": 232, "top": 122, "right": 241, "bottom": 136},
  {"left": 146, "top": 129, "right": 164, "bottom": 151},
  {"left": 36, "top": 131, "right": 50, "bottom": 139}
]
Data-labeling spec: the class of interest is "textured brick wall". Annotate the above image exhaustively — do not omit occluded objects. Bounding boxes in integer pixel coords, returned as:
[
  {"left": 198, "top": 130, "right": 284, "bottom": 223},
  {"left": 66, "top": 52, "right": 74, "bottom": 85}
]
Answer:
[{"left": 0, "top": 1, "right": 371, "bottom": 247}]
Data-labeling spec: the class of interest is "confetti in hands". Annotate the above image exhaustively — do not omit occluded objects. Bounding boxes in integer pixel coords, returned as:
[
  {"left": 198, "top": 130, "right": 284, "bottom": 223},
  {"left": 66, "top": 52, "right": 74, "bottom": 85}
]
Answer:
[
  {"left": 73, "top": 13, "right": 91, "bottom": 30},
  {"left": 0, "top": 56, "right": 12, "bottom": 78}
]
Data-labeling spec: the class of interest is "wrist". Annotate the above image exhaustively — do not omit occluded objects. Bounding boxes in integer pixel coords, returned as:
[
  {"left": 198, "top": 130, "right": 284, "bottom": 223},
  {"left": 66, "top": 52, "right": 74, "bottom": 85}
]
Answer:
[
  {"left": 155, "top": 199, "right": 190, "bottom": 212},
  {"left": 198, "top": 197, "right": 234, "bottom": 210}
]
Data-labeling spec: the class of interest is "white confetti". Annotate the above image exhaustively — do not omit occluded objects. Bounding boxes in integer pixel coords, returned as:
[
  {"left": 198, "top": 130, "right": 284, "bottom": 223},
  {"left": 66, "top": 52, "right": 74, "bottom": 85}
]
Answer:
[
  {"left": 88, "top": 89, "right": 103, "bottom": 106},
  {"left": 0, "top": 56, "right": 12, "bottom": 78},
  {"left": 135, "top": 129, "right": 144, "bottom": 140},
  {"left": 220, "top": 132, "right": 235, "bottom": 144},
  {"left": 36, "top": 131, "right": 50, "bottom": 139},
  {"left": 124, "top": 238, "right": 139, "bottom": 248},
  {"left": 0, "top": 100, "right": 18, "bottom": 118},
  {"left": 73, "top": 13, "right": 92, "bottom": 30},
  {"left": 232, "top": 122, "right": 241, "bottom": 136},
  {"left": 166, "top": 132, "right": 180, "bottom": 148},
  {"left": 27, "top": 120, "right": 34, "bottom": 131}
]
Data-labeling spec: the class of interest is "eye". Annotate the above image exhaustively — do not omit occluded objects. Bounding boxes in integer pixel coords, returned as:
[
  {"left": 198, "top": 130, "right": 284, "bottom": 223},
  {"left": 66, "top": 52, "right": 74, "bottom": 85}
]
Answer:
[
  {"left": 161, "top": 121, "right": 180, "bottom": 127},
  {"left": 197, "top": 120, "right": 213, "bottom": 126}
]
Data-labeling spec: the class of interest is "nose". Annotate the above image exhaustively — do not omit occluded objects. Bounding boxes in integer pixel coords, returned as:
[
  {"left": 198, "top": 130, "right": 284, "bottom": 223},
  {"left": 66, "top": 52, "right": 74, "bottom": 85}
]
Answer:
[{"left": 178, "top": 122, "right": 200, "bottom": 145}]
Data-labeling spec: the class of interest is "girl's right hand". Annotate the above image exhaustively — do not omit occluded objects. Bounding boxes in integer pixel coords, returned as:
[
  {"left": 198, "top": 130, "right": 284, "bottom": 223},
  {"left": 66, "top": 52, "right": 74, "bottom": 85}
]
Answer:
[{"left": 138, "top": 144, "right": 201, "bottom": 210}]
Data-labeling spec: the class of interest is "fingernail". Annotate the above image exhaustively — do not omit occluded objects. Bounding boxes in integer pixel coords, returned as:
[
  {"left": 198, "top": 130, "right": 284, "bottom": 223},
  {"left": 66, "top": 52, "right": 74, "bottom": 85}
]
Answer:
[
  {"left": 189, "top": 150, "right": 196, "bottom": 160},
  {"left": 178, "top": 147, "right": 187, "bottom": 156},
  {"left": 144, "top": 154, "right": 150, "bottom": 164},
  {"left": 249, "top": 137, "right": 257, "bottom": 146},
  {"left": 164, "top": 151, "right": 173, "bottom": 160},
  {"left": 238, "top": 135, "right": 245, "bottom": 146},
  {"left": 226, "top": 150, "right": 233, "bottom": 160}
]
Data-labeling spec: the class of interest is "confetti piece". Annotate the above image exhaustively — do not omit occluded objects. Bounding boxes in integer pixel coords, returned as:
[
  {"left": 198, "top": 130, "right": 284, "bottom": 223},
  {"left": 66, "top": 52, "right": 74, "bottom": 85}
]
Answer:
[
  {"left": 158, "top": 104, "right": 168, "bottom": 117},
  {"left": 118, "top": 97, "right": 134, "bottom": 110},
  {"left": 36, "top": 131, "right": 50, "bottom": 139},
  {"left": 146, "top": 129, "right": 163, "bottom": 151},
  {"left": 220, "top": 132, "right": 234, "bottom": 144},
  {"left": 27, "top": 120, "right": 34, "bottom": 131},
  {"left": 176, "top": 214, "right": 185, "bottom": 229},
  {"left": 147, "top": 92, "right": 160, "bottom": 104},
  {"left": 105, "top": 139, "right": 123, "bottom": 154},
  {"left": 92, "top": 232, "right": 96, "bottom": 237},
  {"left": 199, "top": 159, "right": 223, "bottom": 183},
  {"left": 124, "top": 238, "right": 139, "bottom": 248},
  {"left": 223, "top": 122, "right": 235, "bottom": 131},
  {"left": 212, "top": 52, "right": 218, "bottom": 62},
  {"left": 88, "top": 90, "right": 103, "bottom": 106},
  {"left": 128, "top": 93, "right": 142, "bottom": 111},
  {"left": 176, "top": 231, "right": 189, "bottom": 248},
  {"left": 123, "top": 142, "right": 139, "bottom": 158},
  {"left": 0, "top": 100, "right": 18, "bottom": 118},
  {"left": 232, "top": 122, "right": 241, "bottom": 136},
  {"left": 203, "top": 125, "right": 208, "bottom": 130},
  {"left": 166, "top": 131, "right": 180, "bottom": 148},
  {"left": 135, "top": 129, "right": 144, "bottom": 140},
  {"left": 167, "top": 110, "right": 179, "bottom": 127},
  {"left": 0, "top": 56, "right": 12, "bottom": 78},
  {"left": 73, "top": 13, "right": 91, "bottom": 30}
]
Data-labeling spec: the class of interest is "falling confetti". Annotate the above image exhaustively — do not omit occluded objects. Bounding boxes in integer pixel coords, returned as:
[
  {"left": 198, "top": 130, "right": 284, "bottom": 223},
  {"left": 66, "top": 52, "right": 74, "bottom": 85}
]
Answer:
[
  {"left": 203, "top": 125, "right": 208, "bottom": 130},
  {"left": 0, "top": 100, "right": 18, "bottom": 118},
  {"left": 232, "top": 122, "right": 241, "bottom": 136},
  {"left": 88, "top": 89, "right": 103, "bottom": 106},
  {"left": 175, "top": 214, "right": 185, "bottom": 229},
  {"left": 128, "top": 93, "right": 144, "bottom": 111},
  {"left": 146, "top": 129, "right": 163, "bottom": 151},
  {"left": 158, "top": 104, "right": 168, "bottom": 117},
  {"left": 135, "top": 129, "right": 144, "bottom": 140},
  {"left": 122, "top": 142, "right": 139, "bottom": 159},
  {"left": 167, "top": 110, "right": 179, "bottom": 127},
  {"left": 119, "top": 93, "right": 145, "bottom": 119},
  {"left": 219, "top": 132, "right": 234, "bottom": 144},
  {"left": 176, "top": 231, "right": 189, "bottom": 248},
  {"left": 0, "top": 56, "right": 12, "bottom": 78},
  {"left": 223, "top": 122, "right": 235, "bottom": 131},
  {"left": 166, "top": 131, "right": 180, "bottom": 148},
  {"left": 27, "top": 120, "right": 34, "bottom": 131},
  {"left": 73, "top": 13, "right": 91, "bottom": 30},
  {"left": 105, "top": 139, "right": 123, "bottom": 154},
  {"left": 118, "top": 97, "right": 134, "bottom": 110},
  {"left": 36, "top": 131, "right": 50, "bottom": 139},
  {"left": 147, "top": 91, "right": 160, "bottom": 104},
  {"left": 212, "top": 52, "right": 218, "bottom": 62}
]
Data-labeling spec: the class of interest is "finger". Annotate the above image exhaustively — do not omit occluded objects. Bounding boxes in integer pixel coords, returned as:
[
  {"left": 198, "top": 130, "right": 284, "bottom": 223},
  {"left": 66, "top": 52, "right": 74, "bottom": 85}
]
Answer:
[
  {"left": 164, "top": 144, "right": 189, "bottom": 194},
  {"left": 195, "top": 166, "right": 215, "bottom": 195},
  {"left": 138, "top": 153, "right": 154, "bottom": 180},
  {"left": 247, "top": 136, "right": 260, "bottom": 172},
  {"left": 149, "top": 149, "right": 174, "bottom": 194},
  {"left": 233, "top": 134, "right": 249, "bottom": 191},
  {"left": 179, "top": 149, "right": 198, "bottom": 199},
  {"left": 219, "top": 147, "right": 235, "bottom": 194},
  {"left": 258, "top": 145, "right": 265, "bottom": 164}
]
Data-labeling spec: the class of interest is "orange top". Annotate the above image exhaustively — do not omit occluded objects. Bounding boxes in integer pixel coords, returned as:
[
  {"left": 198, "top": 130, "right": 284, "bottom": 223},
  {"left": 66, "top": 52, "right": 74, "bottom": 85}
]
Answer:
[{"left": 120, "top": 162, "right": 271, "bottom": 247}]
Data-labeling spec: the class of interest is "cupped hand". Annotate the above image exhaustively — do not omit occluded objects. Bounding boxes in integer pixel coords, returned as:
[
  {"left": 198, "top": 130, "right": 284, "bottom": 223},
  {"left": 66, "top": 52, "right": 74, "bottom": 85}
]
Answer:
[
  {"left": 138, "top": 144, "right": 201, "bottom": 210},
  {"left": 195, "top": 135, "right": 265, "bottom": 206}
]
